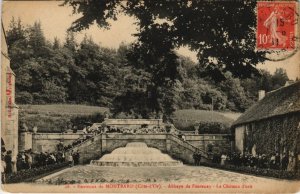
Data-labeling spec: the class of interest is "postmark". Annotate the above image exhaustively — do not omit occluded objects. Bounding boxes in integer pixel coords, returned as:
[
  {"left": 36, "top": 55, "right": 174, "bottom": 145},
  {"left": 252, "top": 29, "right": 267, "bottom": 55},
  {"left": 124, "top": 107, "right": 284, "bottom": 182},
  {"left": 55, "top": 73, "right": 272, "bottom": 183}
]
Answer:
[{"left": 257, "top": 1, "right": 297, "bottom": 50}]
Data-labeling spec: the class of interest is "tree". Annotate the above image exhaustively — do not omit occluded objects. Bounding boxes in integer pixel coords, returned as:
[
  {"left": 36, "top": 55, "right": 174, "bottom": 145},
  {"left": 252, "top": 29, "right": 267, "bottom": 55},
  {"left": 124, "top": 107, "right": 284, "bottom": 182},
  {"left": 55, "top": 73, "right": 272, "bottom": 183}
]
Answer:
[
  {"left": 27, "top": 21, "right": 47, "bottom": 57},
  {"left": 6, "top": 19, "right": 71, "bottom": 104},
  {"left": 63, "top": 0, "right": 266, "bottom": 80},
  {"left": 272, "top": 68, "right": 289, "bottom": 90},
  {"left": 62, "top": 0, "right": 268, "bottom": 117},
  {"left": 53, "top": 37, "right": 61, "bottom": 50},
  {"left": 64, "top": 31, "right": 77, "bottom": 52},
  {"left": 6, "top": 17, "right": 27, "bottom": 46},
  {"left": 218, "top": 73, "right": 250, "bottom": 112}
]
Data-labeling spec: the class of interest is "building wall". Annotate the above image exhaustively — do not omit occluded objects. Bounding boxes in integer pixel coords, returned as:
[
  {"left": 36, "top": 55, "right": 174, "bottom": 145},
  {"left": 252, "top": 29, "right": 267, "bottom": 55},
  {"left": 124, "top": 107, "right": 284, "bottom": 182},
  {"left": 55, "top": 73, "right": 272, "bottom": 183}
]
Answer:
[
  {"left": 1, "top": 26, "right": 7, "bottom": 144},
  {"left": 1, "top": 25, "right": 19, "bottom": 172},
  {"left": 235, "top": 125, "right": 245, "bottom": 154},
  {"left": 234, "top": 113, "right": 300, "bottom": 171}
]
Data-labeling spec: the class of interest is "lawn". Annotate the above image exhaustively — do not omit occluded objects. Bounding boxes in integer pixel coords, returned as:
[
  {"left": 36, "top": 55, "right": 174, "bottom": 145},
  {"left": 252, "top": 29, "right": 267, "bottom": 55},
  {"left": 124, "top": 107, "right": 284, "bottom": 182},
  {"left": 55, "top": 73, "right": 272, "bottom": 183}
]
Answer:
[
  {"left": 20, "top": 104, "right": 108, "bottom": 116},
  {"left": 172, "top": 109, "right": 240, "bottom": 132},
  {"left": 19, "top": 104, "right": 108, "bottom": 133}
]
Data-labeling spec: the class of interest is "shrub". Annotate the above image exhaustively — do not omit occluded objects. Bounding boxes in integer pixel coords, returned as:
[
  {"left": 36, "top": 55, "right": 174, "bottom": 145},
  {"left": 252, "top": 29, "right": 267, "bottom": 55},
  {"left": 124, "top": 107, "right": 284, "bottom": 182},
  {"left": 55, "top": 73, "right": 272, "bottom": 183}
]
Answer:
[
  {"left": 174, "top": 120, "right": 230, "bottom": 134},
  {"left": 16, "top": 92, "right": 33, "bottom": 104},
  {"left": 201, "top": 162, "right": 299, "bottom": 180},
  {"left": 5, "top": 162, "right": 69, "bottom": 183}
]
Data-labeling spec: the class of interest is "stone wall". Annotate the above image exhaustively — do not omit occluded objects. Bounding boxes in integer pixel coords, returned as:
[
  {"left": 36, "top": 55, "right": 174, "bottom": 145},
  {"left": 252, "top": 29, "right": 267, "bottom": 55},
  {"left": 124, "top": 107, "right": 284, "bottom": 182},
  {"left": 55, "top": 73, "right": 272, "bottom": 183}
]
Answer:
[
  {"left": 20, "top": 131, "right": 231, "bottom": 158},
  {"left": 19, "top": 131, "right": 231, "bottom": 165},
  {"left": 30, "top": 133, "right": 88, "bottom": 153},
  {"left": 103, "top": 133, "right": 167, "bottom": 153},
  {"left": 103, "top": 118, "right": 164, "bottom": 128},
  {"left": 185, "top": 134, "right": 232, "bottom": 154}
]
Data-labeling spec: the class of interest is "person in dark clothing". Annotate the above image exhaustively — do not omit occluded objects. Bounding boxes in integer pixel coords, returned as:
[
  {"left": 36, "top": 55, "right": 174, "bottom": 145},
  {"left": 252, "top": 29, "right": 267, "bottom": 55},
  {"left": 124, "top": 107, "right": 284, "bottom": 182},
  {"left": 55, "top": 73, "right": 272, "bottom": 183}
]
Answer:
[
  {"left": 257, "top": 154, "right": 262, "bottom": 168},
  {"left": 197, "top": 152, "right": 202, "bottom": 166},
  {"left": 4, "top": 150, "right": 13, "bottom": 174},
  {"left": 16, "top": 153, "right": 24, "bottom": 171},
  {"left": 1, "top": 153, "right": 6, "bottom": 184},
  {"left": 193, "top": 152, "right": 198, "bottom": 166},
  {"left": 73, "top": 150, "right": 80, "bottom": 165},
  {"left": 261, "top": 154, "right": 268, "bottom": 168},
  {"left": 1, "top": 138, "right": 6, "bottom": 153},
  {"left": 275, "top": 152, "right": 280, "bottom": 170},
  {"left": 281, "top": 154, "right": 289, "bottom": 170},
  {"left": 40, "top": 152, "right": 47, "bottom": 166}
]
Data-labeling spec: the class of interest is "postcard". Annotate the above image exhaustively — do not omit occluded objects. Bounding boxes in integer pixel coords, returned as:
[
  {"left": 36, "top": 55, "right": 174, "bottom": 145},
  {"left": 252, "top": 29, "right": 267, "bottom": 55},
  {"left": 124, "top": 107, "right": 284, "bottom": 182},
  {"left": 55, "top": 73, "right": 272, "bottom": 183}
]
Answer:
[{"left": 1, "top": 0, "right": 300, "bottom": 193}]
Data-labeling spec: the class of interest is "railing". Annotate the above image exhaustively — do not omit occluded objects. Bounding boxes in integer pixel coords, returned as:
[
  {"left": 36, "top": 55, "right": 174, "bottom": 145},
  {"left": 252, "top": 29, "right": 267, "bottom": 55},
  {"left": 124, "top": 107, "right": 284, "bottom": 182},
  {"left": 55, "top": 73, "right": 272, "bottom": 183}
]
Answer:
[
  {"left": 167, "top": 134, "right": 208, "bottom": 159},
  {"left": 64, "top": 132, "right": 101, "bottom": 153},
  {"left": 64, "top": 124, "right": 210, "bottom": 160}
]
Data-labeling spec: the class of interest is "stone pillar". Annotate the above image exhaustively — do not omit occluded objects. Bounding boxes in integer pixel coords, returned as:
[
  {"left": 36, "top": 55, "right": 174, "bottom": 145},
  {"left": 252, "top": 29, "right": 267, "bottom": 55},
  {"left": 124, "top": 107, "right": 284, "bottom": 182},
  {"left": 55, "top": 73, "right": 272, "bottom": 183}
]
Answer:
[
  {"left": 18, "top": 132, "right": 33, "bottom": 151},
  {"left": 101, "top": 133, "right": 106, "bottom": 153},
  {"left": 166, "top": 135, "right": 171, "bottom": 152}
]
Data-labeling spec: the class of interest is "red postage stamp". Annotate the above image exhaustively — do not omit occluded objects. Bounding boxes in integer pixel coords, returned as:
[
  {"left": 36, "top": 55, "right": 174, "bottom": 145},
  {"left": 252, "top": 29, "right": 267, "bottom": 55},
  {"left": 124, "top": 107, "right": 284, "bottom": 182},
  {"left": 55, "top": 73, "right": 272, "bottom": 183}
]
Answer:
[{"left": 257, "top": 1, "right": 297, "bottom": 50}]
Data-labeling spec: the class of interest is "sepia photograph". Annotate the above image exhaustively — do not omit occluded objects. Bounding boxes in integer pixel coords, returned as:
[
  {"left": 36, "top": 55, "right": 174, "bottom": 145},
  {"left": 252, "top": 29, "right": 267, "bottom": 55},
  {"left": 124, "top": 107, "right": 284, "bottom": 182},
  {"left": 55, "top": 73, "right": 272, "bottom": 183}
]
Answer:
[{"left": 1, "top": 0, "right": 300, "bottom": 193}]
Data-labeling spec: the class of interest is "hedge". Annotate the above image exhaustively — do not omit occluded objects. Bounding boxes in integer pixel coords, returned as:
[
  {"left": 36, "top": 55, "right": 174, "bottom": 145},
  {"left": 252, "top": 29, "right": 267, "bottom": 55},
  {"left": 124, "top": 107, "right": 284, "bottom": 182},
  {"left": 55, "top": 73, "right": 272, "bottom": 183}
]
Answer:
[
  {"left": 5, "top": 162, "right": 69, "bottom": 183},
  {"left": 201, "top": 162, "right": 300, "bottom": 180}
]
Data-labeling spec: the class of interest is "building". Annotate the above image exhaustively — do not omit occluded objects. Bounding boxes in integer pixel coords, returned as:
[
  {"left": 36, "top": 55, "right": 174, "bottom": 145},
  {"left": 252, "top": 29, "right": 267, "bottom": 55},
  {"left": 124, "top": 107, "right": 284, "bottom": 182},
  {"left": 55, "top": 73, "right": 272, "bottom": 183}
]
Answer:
[
  {"left": 232, "top": 81, "right": 300, "bottom": 171},
  {"left": 1, "top": 23, "right": 19, "bottom": 171}
]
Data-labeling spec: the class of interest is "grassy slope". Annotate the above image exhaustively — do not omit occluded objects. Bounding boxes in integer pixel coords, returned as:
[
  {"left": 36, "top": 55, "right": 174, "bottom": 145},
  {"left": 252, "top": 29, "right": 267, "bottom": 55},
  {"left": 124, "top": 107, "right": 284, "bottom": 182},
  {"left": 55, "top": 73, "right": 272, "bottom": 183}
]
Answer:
[
  {"left": 19, "top": 104, "right": 241, "bottom": 132},
  {"left": 19, "top": 104, "right": 108, "bottom": 132},
  {"left": 20, "top": 104, "right": 108, "bottom": 115},
  {"left": 172, "top": 109, "right": 240, "bottom": 131}
]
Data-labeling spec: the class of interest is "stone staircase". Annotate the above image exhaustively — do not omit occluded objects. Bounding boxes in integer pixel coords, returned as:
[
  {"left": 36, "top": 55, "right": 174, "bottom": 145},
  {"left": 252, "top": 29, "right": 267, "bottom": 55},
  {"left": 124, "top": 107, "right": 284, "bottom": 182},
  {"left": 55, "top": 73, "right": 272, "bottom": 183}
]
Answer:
[
  {"left": 64, "top": 130, "right": 210, "bottom": 165},
  {"left": 166, "top": 133, "right": 209, "bottom": 163}
]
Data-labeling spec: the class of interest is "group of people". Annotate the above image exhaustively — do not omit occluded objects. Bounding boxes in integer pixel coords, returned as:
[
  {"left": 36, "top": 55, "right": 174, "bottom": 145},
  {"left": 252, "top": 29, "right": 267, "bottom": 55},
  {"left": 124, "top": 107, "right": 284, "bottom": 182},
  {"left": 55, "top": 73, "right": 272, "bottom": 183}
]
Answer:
[
  {"left": 105, "top": 126, "right": 168, "bottom": 134},
  {"left": 57, "top": 135, "right": 93, "bottom": 152},
  {"left": 1, "top": 150, "right": 13, "bottom": 176},
  {"left": 16, "top": 150, "right": 33, "bottom": 170},
  {"left": 67, "top": 150, "right": 80, "bottom": 166},
  {"left": 1, "top": 145, "right": 82, "bottom": 179},
  {"left": 34, "top": 151, "right": 66, "bottom": 168},
  {"left": 117, "top": 126, "right": 167, "bottom": 134},
  {"left": 212, "top": 152, "right": 296, "bottom": 171},
  {"left": 82, "top": 125, "right": 102, "bottom": 134},
  {"left": 81, "top": 124, "right": 170, "bottom": 135}
]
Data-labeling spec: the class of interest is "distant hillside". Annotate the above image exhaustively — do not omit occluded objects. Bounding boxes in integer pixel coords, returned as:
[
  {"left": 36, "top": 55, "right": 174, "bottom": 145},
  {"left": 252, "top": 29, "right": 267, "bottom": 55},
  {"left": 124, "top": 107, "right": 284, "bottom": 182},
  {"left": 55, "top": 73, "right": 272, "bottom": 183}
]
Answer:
[{"left": 19, "top": 104, "right": 108, "bottom": 133}]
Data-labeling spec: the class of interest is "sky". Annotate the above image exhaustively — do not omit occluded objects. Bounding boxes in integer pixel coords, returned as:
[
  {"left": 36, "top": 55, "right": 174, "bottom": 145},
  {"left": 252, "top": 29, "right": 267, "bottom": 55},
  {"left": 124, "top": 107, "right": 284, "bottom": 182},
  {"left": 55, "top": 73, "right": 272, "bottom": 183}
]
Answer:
[{"left": 2, "top": 1, "right": 299, "bottom": 80}]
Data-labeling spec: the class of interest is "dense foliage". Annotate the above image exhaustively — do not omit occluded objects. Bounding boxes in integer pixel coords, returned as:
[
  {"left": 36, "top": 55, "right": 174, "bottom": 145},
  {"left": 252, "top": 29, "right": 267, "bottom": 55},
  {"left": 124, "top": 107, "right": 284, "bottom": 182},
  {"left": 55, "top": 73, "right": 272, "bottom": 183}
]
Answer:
[
  {"left": 7, "top": 18, "right": 289, "bottom": 118},
  {"left": 63, "top": 0, "right": 266, "bottom": 79},
  {"left": 244, "top": 114, "right": 299, "bottom": 156}
]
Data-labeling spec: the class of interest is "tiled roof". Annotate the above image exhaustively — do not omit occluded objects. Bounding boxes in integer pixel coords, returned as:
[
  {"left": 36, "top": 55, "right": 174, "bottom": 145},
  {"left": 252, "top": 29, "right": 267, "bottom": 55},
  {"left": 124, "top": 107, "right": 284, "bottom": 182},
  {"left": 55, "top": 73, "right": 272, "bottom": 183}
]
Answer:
[{"left": 232, "top": 81, "right": 300, "bottom": 126}]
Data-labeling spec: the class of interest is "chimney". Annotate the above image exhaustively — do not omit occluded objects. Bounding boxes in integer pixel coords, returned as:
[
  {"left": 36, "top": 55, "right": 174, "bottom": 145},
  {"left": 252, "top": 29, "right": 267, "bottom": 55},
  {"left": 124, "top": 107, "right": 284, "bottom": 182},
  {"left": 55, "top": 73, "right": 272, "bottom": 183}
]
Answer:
[
  {"left": 284, "top": 80, "right": 294, "bottom": 86},
  {"left": 258, "top": 90, "right": 265, "bottom": 101}
]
